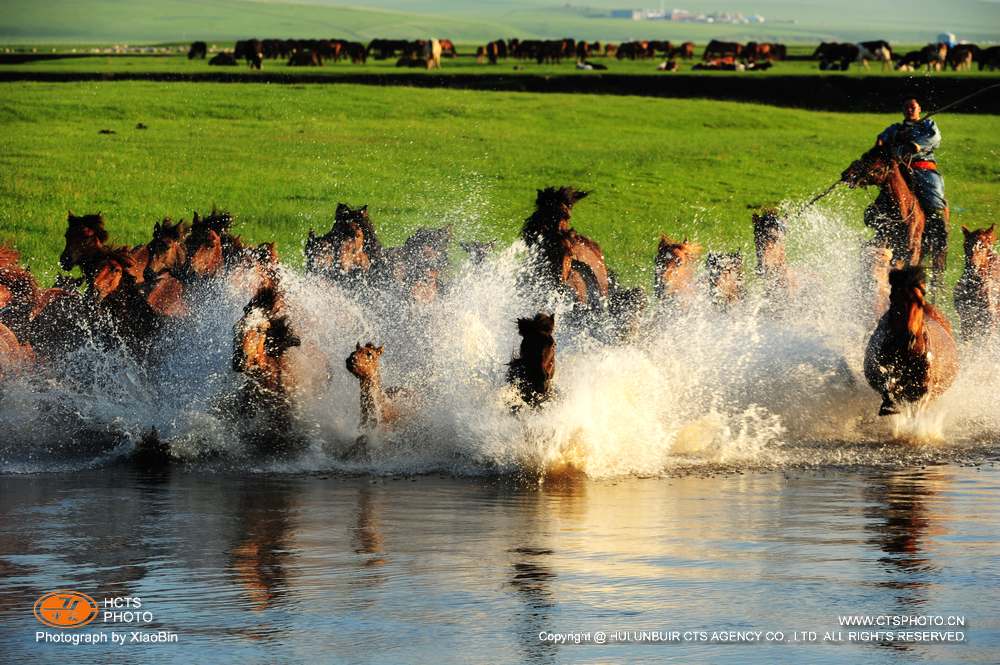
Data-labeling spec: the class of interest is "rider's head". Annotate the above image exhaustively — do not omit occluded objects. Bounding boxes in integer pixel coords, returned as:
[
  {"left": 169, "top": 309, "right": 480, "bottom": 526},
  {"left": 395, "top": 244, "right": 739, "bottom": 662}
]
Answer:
[{"left": 902, "top": 98, "right": 921, "bottom": 121}]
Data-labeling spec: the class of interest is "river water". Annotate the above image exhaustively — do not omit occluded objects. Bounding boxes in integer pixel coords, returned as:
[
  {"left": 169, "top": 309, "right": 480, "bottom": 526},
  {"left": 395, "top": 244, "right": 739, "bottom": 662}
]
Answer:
[
  {"left": 1, "top": 467, "right": 998, "bottom": 663},
  {"left": 2, "top": 208, "right": 1000, "bottom": 661}
]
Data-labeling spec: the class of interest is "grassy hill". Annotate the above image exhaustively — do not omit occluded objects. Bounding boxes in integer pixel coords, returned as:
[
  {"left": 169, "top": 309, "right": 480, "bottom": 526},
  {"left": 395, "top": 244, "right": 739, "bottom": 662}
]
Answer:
[
  {"left": 2, "top": 0, "right": 998, "bottom": 44},
  {"left": 1, "top": 82, "right": 996, "bottom": 288}
]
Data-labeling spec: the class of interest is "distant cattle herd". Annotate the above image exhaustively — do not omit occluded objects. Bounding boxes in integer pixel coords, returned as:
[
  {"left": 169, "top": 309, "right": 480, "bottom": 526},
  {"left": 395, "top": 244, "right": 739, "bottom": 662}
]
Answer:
[{"left": 185, "top": 37, "right": 1000, "bottom": 73}]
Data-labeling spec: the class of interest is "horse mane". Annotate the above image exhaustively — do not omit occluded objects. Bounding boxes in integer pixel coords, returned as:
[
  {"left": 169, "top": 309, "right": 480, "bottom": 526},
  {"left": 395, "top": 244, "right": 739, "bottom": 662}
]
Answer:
[
  {"left": 152, "top": 218, "right": 188, "bottom": 242},
  {"left": 888, "top": 266, "right": 952, "bottom": 333},
  {"left": 67, "top": 212, "right": 109, "bottom": 243},
  {"left": 523, "top": 186, "right": 588, "bottom": 242}
]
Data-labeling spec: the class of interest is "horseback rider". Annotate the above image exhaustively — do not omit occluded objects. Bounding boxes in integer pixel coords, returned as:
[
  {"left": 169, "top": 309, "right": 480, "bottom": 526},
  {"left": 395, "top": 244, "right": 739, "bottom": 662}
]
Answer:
[{"left": 876, "top": 97, "right": 949, "bottom": 285}]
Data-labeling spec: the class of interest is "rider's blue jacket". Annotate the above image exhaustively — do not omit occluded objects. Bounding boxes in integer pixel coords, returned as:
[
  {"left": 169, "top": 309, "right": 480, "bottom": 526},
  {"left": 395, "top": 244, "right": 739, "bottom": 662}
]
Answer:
[{"left": 877, "top": 118, "right": 941, "bottom": 163}]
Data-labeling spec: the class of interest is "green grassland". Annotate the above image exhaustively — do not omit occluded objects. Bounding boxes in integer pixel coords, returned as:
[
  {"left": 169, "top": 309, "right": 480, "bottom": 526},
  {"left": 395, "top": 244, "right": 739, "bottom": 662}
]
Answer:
[
  {"left": 0, "top": 82, "right": 997, "bottom": 290},
  {"left": 1, "top": 0, "right": 998, "bottom": 45}
]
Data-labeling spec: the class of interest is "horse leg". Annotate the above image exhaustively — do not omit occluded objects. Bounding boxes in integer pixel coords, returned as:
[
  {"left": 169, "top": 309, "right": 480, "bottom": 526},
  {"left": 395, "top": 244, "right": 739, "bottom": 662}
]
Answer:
[{"left": 878, "top": 391, "right": 899, "bottom": 416}]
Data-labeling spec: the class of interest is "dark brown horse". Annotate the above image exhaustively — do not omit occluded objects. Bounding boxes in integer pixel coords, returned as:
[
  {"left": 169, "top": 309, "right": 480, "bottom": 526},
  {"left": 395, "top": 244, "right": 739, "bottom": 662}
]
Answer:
[
  {"left": 752, "top": 210, "right": 794, "bottom": 298},
  {"left": 506, "top": 312, "right": 556, "bottom": 407},
  {"left": 864, "top": 266, "right": 958, "bottom": 416},
  {"left": 305, "top": 203, "right": 382, "bottom": 285},
  {"left": 522, "top": 187, "right": 609, "bottom": 309},
  {"left": 60, "top": 212, "right": 146, "bottom": 285},
  {"left": 842, "top": 144, "right": 947, "bottom": 290},
  {"left": 654, "top": 235, "right": 702, "bottom": 304},
  {"left": 706, "top": 252, "right": 745, "bottom": 308},
  {"left": 953, "top": 224, "right": 1000, "bottom": 340},
  {"left": 232, "top": 275, "right": 302, "bottom": 455},
  {"left": 381, "top": 226, "right": 452, "bottom": 303}
]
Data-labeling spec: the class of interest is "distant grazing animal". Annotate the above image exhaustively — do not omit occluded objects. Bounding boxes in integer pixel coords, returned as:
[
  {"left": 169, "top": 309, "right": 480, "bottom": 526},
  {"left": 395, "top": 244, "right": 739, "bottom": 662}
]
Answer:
[
  {"left": 209, "top": 52, "right": 238, "bottom": 66},
  {"left": 703, "top": 40, "right": 743, "bottom": 61},
  {"left": 841, "top": 143, "right": 948, "bottom": 291},
  {"left": 305, "top": 203, "right": 382, "bottom": 286},
  {"left": 657, "top": 60, "right": 678, "bottom": 72},
  {"left": 654, "top": 235, "right": 702, "bottom": 304},
  {"left": 188, "top": 41, "right": 207, "bottom": 60},
  {"left": 813, "top": 42, "right": 861, "bottom": 70},
  {"left": 979, "top": 45, "right": 1000, "bottom": 71},
  {"left": 288, "top": 50, "right": 322, "bottom": 66},
  {"left": 706, "top": 252, "right": 745, "bottom": 308},
  {"left": 506, "top": 313, "right": 556, "bottom": 407},
  {"left": 857, "top": 40, "right": 893, "bottom": 70},
  {"left": 522, "top": 187, "right": 609, "bottom": 310},
  {"left": 947, "top": 44, "right": 979, "bottom": 71},
  {"left": 864, "top": 266, "right": 957, "bottom": 416},
  {"left": 423, "top": 39, "right": 442, "bottom": 69},
  {"left": 954, "top": 225, "right": 1000, "bottom": 340},
  {"left": 673, "top": 41, "right": 695, "bottom": 59}
]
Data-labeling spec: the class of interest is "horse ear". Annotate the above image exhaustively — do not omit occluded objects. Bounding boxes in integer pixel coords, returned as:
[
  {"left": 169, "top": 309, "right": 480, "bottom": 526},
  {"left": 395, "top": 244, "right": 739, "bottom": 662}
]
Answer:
[
  {"left": 308, "top": 229, "right": 315, "bottom": 241},
  {"left": 356, "top": 342, "right": 362, "bottom": 351},
  {"left": 375, "top": 345, "right": 384, "bottom": 355},
  {"left": 988, "top": 224, "right": 995, "bottom": 234},
  {"left": 961, "top": 225, "right": 971, "bottom": 236},
  {"left": 193, "top": 211, "right": 200, "bottom": 224}
]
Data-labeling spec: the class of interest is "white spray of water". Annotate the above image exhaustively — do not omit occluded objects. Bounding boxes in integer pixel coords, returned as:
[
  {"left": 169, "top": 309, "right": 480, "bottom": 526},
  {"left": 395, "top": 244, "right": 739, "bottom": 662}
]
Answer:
[{"left": 1, "top": 205, "right": 998, "bottom": 477}]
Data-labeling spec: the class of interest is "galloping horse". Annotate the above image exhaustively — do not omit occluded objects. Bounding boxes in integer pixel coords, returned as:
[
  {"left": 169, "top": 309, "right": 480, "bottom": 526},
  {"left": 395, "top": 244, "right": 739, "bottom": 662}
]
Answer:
[
  {"left": 654, "top": 235, "right": 702, "bottom": 305},
  {"left": 522, "top": 187, "right": 609, "bottom": 310},
  {"left": 381, "top": 226, "right": 452, "bottom": 303},
  {"left": 752, "top": 210, "right": 794, "bottom": 298},
  {"left": 864, "top": 266, "right": 958, "bottom": 416},
  {"left": 506, "top": 312, "right": 556, "bottom": 408},
  {"left": 954, "top": 225, "right": 1000, "bottom": 340},
  {"left": 305, "top": 203, "right": 382, "bottom": 285},
  {"left": 841, "top": 144, "right": 948, "bottom": 291}
]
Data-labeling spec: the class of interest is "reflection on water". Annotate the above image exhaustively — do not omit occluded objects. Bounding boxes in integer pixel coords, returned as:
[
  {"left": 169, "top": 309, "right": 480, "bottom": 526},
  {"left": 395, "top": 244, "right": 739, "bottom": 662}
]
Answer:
[{"left": 1, "top": 466, "right": 998, "bottom": 664}]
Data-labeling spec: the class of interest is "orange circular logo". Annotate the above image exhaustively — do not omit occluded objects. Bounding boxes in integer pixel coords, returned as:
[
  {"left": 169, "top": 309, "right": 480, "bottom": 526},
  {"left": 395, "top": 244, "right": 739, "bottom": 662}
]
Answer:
[{"left": 33, "top": 591, "right": 99, "bottom": 629}]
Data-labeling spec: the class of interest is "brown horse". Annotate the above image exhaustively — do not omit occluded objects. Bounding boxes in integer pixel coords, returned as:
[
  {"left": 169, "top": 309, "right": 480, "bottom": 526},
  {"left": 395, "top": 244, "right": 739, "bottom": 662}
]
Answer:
[
  {"left": 232, "top": 277, "right": 302, "bottom": 454},
  {"left": 522, "top": 187, "right": 609, "bottom": 309},
  {"left": 345, "top": 342, "right": 410, "bottom": 432},
  {"left": 506, "top": 312, "right": 556, "bottom": 407},
  {"left": 654, "top": 235, "right": 702, "bottom": 304},
  {"left": 184, "top": 213, "right": 225, "bottom": 280},
  {"left": 191, "top": 208, "right": 246, "bottom": 269},
  {"left": 864, "top": 266, "right": 958, "bottom": 416},
  {"left": 0, "top": 320, "right": 34, "bottom": 379},
  {"left": 841, "top": 144, "right": 947, "bottom": 290},
  {"left": 305, "top": 203, "right": 382, "bottom": 285},
  {"left": 60, "top": 212, "right": 148, "bottom": 285},
  {"left": 381, "top": 226, "right": 452, "bottom": 303},
  {"left": 954, "top": 224, "right": 1000, "bottom": 340},
  {"left": 0, "top": 245, "right": 39, "bottom": 342},
  {"left": 706, "top": 252, "right": 746, "bottom": 308},
  {"left": 144, "top": 218, "right": 190, "bottom": 317},
  {"left": 752, "top": 210, "right": 794, "bottom": 298}
]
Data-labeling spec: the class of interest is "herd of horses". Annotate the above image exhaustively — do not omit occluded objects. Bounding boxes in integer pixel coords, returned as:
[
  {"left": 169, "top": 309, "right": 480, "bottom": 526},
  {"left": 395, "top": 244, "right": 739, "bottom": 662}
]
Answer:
[
  {"left": 814, "top": 40, "right": 1000, "bottom": 72},
  {"left": 1, "top": 144, "right": 997, "bottom": 464},
  {"left": 189, "top": 36, "right": 1000, "bottom": 74}
]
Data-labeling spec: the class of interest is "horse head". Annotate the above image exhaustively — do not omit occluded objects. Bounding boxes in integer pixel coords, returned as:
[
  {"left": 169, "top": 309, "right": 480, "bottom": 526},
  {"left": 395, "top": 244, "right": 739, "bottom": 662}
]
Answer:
[
  {"left": 346, "top": 342, "right": 383, "bottom": 382},
  {"left": 654, "top": 235, "right": 702, "bottom": 298},
  {"left": 60, "top": 211, "right": 109, "bottom": 270},
  {"left": 841, "top": 143, "right": 894, "bottom": 189},
  {"left": 147, "top": 218, "right": 189, "bottom": 276},
  {"left": 962, "top": 224, "right": 996, "bottom": 273},
  {"left": 185, "top": 221, "right": 224, "bottom": 278},
  {"left": 526, "top": 186, "right": 589, "bottom": 239},
  {"left": 752, "top": 210, "right": 788, "bottom": 276}
]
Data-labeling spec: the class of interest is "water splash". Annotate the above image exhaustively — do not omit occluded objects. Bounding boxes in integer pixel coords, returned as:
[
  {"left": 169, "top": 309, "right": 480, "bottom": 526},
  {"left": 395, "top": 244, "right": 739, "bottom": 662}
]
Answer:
[{"left": 2, "top": 205, "right": 998, "bottom": 477}]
